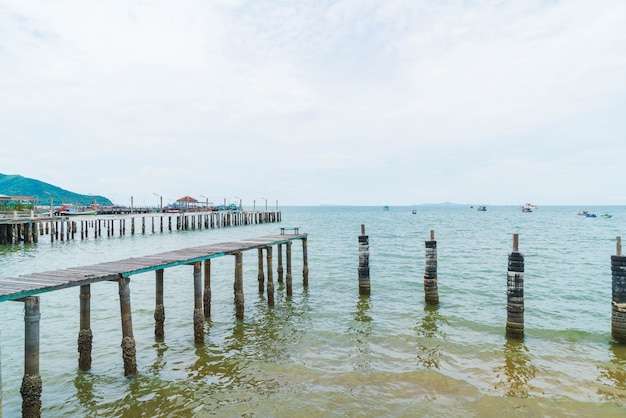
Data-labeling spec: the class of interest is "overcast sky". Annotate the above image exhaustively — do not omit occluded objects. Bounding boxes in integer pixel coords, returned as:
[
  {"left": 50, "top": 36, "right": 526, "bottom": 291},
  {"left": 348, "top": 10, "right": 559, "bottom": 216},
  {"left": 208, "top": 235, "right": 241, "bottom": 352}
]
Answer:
[{"left": 1, "top": 0, "right": 625, "bottom": 207}]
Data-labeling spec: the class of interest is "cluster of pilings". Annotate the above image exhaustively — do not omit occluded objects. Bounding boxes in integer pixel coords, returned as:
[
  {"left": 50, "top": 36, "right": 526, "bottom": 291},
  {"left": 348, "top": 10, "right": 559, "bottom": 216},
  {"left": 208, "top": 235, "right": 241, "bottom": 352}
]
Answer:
[
  {"left": 0, "top": 210, "right": 281, "bottom": 244},
  {"left": 12, "top": 237, "right": 306, "bottom": 416},
  {"left": 357, "top": 228, "right": 624, "bottom": 343}
]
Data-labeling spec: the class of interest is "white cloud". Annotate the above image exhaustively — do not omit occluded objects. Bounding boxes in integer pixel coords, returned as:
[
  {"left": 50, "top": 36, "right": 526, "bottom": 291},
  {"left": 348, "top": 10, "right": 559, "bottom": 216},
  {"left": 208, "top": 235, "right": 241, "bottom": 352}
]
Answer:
[{"left": 0, "top": 0, "right": 625, "bottom": 205}]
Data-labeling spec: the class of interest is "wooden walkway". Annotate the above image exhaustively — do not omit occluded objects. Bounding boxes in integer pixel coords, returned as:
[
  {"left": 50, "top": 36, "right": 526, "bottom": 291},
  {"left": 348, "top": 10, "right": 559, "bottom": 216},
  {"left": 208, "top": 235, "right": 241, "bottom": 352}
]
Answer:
[
  {"left": 1, "top": 231, "right": 309, "bottom": 416},
  {"left": 0, "top": 232, "right": 305, "bottom": 302}
]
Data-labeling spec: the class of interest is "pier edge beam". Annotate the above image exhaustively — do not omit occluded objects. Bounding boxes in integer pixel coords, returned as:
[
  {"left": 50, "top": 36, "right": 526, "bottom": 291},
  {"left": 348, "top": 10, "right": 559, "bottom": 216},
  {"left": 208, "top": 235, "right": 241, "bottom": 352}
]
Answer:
[
  {"left": 193, "top": 262, "right": 204, "bottom": 343},
  {"left": 154, "top": 269, "right": 165, "bottom": 339},
  {"left": 118, "top": 277, "right": 137, "bottom": 375},
  {"left": 506, "top": 234, "right": 525, "bottom": 339},
  {"left": 203, "top": 260, "right": 211, "bottom": 318},
  {"left": 302, "top": 237, "right": 309, "bottom": 287},
  {"left": 358, "top": 224, "right": 371, "bottom": 295},
  {"left": 21, "top": 296, "right": 42, "bottom": 418},
  {"left": 78, "top": 285, "right": 93, "bottom": 371},
  {"left": 234, "top": 253, "right": 245, "bottom": 319},
  {"left": 266, "top": 246, "right": 275, "bottom": 306}
]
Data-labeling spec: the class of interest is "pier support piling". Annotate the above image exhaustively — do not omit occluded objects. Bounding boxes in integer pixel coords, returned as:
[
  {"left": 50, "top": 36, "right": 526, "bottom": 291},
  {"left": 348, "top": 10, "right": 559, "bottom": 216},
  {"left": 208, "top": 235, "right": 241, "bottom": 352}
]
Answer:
[
  {"left": 302, "top": 237, "right": 309, "bottom": 287},
  {"left": 154, "top": 269, "right": 165, "bottom": 339},
  {"left": 234, "top": 253, "right": 244, "bottom": 319},
  {"left": 358, "top": 224, "right": 371, "bottom": 295},
  {"left": 203, "top": 260, "right": 211, "bottom": 318},
  {"left": 286, "top": 242, "right": 293, "bottom": 297},
  {"left": 506, "top": 234, "right": 524, "bottom": 339},
  {"left": 258, "top": 248, "right": 265, "bottom": 293},
  {"left": 78, "top": 285, "right": 93, "bottom": 370},
  {"left": 193, "top": 262, "right": 204, "bottom": 343},
  {"left": 611, "top": 236, "right": 626, "bottom": 343},
  {"left": 424, "top": 230, "right": 439, "bottom": 304},
  {"left": 118, "top": 277, "right": 137, "bottom": 375},
  {"left": 266, "top": 246, "right": 275, "bottom": 306},
  {"left": 21, "top": 296, "right": 41, "bottom": 418}
]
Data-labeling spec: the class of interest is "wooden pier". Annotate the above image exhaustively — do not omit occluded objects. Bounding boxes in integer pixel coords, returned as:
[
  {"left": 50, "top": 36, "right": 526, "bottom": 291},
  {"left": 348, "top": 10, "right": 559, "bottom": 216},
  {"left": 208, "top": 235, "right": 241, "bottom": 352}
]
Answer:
[
  {"left": 0, "top": 231, "right": 307, "bottom": 417},
  {"left": 0, "top": 210, "right": 281, "bottom": 244}
]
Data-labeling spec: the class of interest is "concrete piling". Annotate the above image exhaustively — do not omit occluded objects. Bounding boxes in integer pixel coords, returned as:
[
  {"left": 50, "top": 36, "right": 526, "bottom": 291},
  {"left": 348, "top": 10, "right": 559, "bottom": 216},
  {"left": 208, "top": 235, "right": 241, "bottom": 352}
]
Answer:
[
  {"left": 424, "top": 230, "right": 439, "bottom": 304},
  {"left": 611, "top": 236, "right": 626, "bottom": 343},
  {"left": 21, "top": 296, "right": 41, "bottom": 418},
  {"left": 506, "top": 234, "right": 524, "bottom": 339},
  {"left": 193, "top": 262, "right": 204, "bottom": 344},
  {"left": 358, "top": 224, "right": 370, "bottom": 295},
  {"left": 154, "top": 269, "right": 165, "bottom": 339},
  {"left": 78, "top": 285, "right": 92, "bottom": 370},
  {"left": 118, "top": 277, "right": 137, "bottom": 375}
]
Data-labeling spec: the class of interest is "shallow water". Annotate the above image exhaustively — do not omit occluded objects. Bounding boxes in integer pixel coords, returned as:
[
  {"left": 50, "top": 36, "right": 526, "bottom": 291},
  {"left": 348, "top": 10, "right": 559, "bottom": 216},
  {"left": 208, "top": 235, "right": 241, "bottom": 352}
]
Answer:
[{"left": 1, "top": 205, "right": 625, "bottom": 417}]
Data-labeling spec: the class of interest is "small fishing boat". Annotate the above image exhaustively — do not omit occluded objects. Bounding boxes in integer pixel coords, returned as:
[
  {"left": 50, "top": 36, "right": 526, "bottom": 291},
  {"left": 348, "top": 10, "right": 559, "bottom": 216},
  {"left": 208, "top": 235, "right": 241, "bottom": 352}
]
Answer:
[{"left": 58, "top": 204, "right": 97, "bottom": 216}]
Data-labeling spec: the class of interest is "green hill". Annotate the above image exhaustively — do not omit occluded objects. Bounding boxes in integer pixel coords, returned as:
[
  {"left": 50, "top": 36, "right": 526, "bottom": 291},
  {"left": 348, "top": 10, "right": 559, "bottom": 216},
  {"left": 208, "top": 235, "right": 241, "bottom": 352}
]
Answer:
[{"left": 0, "top": 173, "right": 113, "bottom": 207}]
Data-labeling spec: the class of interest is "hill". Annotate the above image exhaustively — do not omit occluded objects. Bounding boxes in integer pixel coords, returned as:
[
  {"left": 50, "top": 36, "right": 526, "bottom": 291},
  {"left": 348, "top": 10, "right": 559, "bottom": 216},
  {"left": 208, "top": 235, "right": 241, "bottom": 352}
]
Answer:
[{"left": 0, "top": 173, "right": 112, "bottom": 206}]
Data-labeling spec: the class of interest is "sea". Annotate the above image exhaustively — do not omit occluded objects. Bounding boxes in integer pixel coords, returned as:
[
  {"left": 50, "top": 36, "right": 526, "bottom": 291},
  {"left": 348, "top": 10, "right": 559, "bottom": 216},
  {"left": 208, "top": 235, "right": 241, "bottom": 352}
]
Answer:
[{"left": 0, "top": 205, "right": 625, "bottom": 417}]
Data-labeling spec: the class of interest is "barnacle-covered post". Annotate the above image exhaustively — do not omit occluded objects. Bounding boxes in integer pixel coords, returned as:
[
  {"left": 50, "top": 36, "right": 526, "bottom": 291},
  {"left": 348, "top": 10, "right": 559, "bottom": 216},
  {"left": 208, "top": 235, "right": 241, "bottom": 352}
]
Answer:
[
  {"left": 358, "top": 224, "right": 370, "bottom": 295},
  {"left": 424, "top": 230, "right": 439, "bottom": 304},
  {"left": 506, "top": 234, "right": 524, "bottom": 339},
  {"left": 611, "top": 236, "right": 626, "bottom": 343}
]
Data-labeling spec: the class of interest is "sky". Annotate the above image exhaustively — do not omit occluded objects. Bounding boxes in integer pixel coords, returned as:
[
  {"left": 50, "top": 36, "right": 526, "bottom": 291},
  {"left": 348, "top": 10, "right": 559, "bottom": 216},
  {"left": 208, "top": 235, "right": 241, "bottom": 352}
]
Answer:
[{"left": 1, "top": 0, "right": 625, "bottom": 207}]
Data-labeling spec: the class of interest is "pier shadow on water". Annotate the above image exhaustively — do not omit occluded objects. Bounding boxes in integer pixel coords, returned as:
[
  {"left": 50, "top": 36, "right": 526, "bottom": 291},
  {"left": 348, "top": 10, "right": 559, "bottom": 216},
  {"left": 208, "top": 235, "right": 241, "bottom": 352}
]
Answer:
[
  {"left": 414, "top": 304, "right": 446, "bottom": 369},
  {"left": 493, "top": 339, "right": 537, "bottom": 398}
]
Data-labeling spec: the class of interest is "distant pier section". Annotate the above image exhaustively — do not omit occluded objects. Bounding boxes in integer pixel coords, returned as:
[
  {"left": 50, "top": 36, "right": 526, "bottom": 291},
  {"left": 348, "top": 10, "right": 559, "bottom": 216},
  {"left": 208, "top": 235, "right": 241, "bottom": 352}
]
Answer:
[{"left": 0, "top": 208, "right": 281, "bottom": 245}]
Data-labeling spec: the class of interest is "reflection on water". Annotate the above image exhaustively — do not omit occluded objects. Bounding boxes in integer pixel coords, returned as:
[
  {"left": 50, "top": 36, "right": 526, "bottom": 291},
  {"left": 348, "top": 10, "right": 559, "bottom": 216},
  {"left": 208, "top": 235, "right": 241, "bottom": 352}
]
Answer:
[
  {"left": 414, "top": 304, "right": 445, "bottom": 368},
  {"left": 350, "top": 295, "right": 373, "bottom": 374},
  {"left": 597, "top": 342, "right": 626, "bottom": 401},
  {"left": 494, "top": 339, "right": 537, "bottom": 397}
]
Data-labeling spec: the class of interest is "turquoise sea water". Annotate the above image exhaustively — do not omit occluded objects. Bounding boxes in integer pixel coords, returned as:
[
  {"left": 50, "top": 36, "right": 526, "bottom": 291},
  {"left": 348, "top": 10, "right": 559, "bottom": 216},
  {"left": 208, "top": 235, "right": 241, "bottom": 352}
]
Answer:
[{"left": 0, "top": 205, "right": 625, "bottom": 417}]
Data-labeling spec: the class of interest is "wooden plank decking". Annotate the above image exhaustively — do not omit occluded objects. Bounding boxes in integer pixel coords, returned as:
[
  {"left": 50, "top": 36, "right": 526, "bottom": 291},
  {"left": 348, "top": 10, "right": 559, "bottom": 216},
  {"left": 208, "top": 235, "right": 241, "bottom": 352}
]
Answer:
[{"left": 0, "top": 233, "right": 307, "bottom": 302}]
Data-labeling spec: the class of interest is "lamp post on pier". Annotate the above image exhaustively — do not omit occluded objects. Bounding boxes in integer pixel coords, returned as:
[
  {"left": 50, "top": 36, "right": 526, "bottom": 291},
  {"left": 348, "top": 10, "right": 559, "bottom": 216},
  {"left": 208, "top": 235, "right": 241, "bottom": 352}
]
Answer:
[
  {"left": 44, "top": 191, "right": 54, "bottom": 216},
  {"left": 152, "top": 193, "right": 162, "bottom": 213}
]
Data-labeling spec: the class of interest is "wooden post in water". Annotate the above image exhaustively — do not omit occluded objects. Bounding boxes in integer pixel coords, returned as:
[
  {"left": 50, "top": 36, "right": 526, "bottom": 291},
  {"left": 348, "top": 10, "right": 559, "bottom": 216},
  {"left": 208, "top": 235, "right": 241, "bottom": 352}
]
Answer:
[
  {"left": 21, "top": 296, "right": 41, "bottom": 418},
  {"left": 277, "top": 244, "right": 284, "bottom": 284},
  {"left": 424, "top": 230, "right": 439, "bottom": 304},
  {"left": 506, "top": 234, "right": 524, "bottom": 339},
  {"left": 302, "top": 237, "right": 309, "bottom": 287},
  {"left": 358, "top": 224, "right": 371, "bottom": 295},
  {"left": 193, "top": 262, "right": 204, "bottom": 343},
  {"left": 234, "top": 253, "right": 244, "bottom": 319},
  {"left": 286, "top": 241, "right": 293, "bottom": 297},
  {"left": 257, "top": 248, "right": 265, "bottom": 293},
  {"left": 78, "top": 285, "right": 92, "bottom": 370},
  {"left": 203, "top": 260, "right": 211, "bottom": 318},
  {"left": 611, "top": 236, "right": 626, "bottom": 343},
  {"left": 118, "top": 277, "right": 137, "bottom": 375},
  {"left": 266, "top": 246, "right": 275, "bottom": 306},
  {"left": 154, "top": 269, "right": 165, "bottom": 339}
]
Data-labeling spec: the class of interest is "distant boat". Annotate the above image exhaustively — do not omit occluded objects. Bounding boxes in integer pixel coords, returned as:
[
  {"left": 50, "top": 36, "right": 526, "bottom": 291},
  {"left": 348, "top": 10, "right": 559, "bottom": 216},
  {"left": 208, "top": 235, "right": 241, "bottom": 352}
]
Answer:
[
  {"left": 477, "top": 206, "right": 487, "bottom": 211},
  {"left": 58, "top": 204, "right": 97, "bottom": 216}
]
